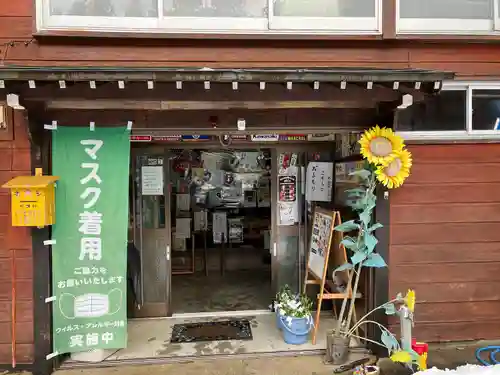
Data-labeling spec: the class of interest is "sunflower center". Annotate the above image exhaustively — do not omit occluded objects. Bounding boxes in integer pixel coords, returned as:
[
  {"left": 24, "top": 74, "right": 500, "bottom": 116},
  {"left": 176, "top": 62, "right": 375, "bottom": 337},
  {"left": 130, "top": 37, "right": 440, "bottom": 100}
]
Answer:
[
  {"left": 369, "top": 137, "right": 393, "bottom": 157},
  {"left": 385, "top": 158, "right": 402, "bottom": 177}
]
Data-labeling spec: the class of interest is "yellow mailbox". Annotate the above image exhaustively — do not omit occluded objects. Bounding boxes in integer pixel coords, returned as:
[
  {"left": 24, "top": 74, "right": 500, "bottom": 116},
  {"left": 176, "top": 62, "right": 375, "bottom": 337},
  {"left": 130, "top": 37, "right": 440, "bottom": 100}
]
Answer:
[{"left": 2, "top": 168, "right": 59, "bottom": 228}]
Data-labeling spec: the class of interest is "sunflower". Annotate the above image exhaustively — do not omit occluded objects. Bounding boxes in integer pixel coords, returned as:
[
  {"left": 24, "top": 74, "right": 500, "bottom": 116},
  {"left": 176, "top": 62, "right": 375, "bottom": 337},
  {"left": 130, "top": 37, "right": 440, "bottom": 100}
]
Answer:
[
  {"left": 358, "top": 126, "right": 405, "bottom": 165},
  {"left": 405, "top": 289, "right": 416, "bottom": 313},
  {"left": 390, "top": 350, "right": 412, "bottom": 364},
  {"left": 375, "top": 149, "right": 413, "bottom": 189}
]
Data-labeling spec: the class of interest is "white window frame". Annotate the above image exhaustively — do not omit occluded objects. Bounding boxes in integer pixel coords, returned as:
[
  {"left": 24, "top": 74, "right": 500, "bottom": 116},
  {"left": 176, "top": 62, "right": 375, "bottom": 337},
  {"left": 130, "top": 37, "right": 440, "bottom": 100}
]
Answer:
[
  {"left": 268, "top": 0, "right": 382, "bottom": 34},
  {"left": 396, "top": 0, "right": 500, "bottom": 35},
  {"left": 36, "top": 0, "right": 382, "bottom": 35},
  {"left": 397, "top": 81, "right": 500, "bottom": 141}
]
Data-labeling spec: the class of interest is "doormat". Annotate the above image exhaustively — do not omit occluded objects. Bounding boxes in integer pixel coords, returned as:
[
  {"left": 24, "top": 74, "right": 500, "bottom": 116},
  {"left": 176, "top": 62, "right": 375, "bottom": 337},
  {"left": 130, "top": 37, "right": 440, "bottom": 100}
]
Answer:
[{"left": 170, "top": 319, "right": 253, "bottom": 343}]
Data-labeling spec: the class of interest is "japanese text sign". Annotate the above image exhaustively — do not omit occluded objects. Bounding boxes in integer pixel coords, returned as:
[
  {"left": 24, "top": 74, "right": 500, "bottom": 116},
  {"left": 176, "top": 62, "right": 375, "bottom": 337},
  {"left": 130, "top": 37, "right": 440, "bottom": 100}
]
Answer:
[{"left": 51, "top": 127, "right": 130, "bottom": 354}]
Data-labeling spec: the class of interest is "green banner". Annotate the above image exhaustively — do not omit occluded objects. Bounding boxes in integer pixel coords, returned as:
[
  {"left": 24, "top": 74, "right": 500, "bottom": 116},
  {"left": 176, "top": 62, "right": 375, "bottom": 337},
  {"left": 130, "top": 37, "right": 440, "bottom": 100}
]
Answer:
[{"left": 51, "top": 127, "right": 130, "bottom": 354}]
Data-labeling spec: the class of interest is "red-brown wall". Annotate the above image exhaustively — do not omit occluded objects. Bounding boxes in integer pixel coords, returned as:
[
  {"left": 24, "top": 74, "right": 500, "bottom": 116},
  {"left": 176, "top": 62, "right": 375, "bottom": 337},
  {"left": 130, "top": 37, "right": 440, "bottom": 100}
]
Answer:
[
  {"left": 0, "top": 111, "right": 33, "bottom": 364},
  {"left": 389, "top": 144, "right": 500, "bottom": 342},
  {"left": 2, "top": 0, "right": 500, "bottom": 79}
]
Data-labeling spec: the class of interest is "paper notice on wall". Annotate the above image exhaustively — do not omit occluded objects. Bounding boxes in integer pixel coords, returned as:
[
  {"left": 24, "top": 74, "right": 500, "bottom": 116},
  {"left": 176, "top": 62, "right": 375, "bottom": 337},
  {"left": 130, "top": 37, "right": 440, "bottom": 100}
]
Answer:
[
  {"left": 194, "top": 211, "right": 208, "bottom": 231},
  {"left": 305, "top": 162, "right": 333, "bottom": 202},
  {"left": 279, "top": 202, "right": 298, "bottom": 226},
  {"left": 141, "top": 166, "right": 164, "bottom": 195},
  {"left": 175, "top": 218, "right": 191, "bottom": 239},
  {"left": 212, "top": 211, "right": 228, "bottom": 243},
  {"left": 176, "top": 193, "right": 190, "bottom": 212}
]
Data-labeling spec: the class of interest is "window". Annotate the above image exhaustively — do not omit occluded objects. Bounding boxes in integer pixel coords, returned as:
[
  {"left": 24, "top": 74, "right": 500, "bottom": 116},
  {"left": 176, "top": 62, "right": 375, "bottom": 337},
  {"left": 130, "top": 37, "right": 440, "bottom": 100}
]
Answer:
[
  {"left": 396, "top": 90, "right": 467, "bottom": 132},
  {"left": 472, "top": 90, "right": 500, "bottom": 131},
  {"left": 36, "top": 0, "right": 381, "bottom": 34},
  {"left": 397, "top": 0, "right": 499, "bottom": 34},
  {"left": 396, "top": 82, "right": 500, "bottom": 141}
]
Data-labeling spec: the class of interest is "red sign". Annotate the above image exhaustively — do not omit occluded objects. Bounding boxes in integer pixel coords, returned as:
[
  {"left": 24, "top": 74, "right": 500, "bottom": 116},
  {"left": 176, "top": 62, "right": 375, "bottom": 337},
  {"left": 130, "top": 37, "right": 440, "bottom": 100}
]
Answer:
[
  {"left": 130, "top": 135, "right": 152, "bottom": 142},
  {"left": 153, "top": 135, "right": 182, "bottom": 142}
]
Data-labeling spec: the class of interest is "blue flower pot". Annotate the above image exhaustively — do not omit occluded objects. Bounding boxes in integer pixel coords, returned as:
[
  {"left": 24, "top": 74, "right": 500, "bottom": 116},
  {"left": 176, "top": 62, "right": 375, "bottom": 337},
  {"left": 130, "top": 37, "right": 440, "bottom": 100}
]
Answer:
[
  {"left": 275, "top": 307, "right": 283, "bottom": 330},
  {"left": 280, "top": 315, "right": 313, "bottom": 345}
]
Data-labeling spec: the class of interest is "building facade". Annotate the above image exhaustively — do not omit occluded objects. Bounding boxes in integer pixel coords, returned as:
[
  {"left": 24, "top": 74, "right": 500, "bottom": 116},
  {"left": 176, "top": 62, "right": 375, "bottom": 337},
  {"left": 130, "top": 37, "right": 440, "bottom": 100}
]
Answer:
[{"left": 1, "top": 0, "right": 500, "bottom": 374}]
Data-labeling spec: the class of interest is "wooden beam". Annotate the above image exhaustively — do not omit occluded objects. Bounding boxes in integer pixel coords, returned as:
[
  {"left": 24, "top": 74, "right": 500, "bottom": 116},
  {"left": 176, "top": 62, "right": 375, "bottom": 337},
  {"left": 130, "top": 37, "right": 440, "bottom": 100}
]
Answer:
[
  {"left": 44, "top": 99, "right": 377, "bottom": 110},
  {"left": 13, "top": 81, "right": 402, "bottom": 103}
]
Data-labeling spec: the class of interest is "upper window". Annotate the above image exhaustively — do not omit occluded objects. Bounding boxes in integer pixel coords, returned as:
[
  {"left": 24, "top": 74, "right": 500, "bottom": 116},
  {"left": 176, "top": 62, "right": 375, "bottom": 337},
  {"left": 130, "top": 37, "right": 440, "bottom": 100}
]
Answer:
[
  {"left": 397, "top": 0, "right": 499, "bottom": 34},
  {"left": 396, "top": 90, "right": 467, "bottom": 132},
  {"left": 396, "top": 82, "right": 500, "bottom": 140},
  {"left": 37, "top": 0, "right": 382, "bottom": 34}
]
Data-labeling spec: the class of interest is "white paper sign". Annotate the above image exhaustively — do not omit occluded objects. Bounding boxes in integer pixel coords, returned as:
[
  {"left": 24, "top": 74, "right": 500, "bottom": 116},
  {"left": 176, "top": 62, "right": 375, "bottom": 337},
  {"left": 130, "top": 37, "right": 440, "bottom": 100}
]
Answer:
[
  {"left": 194, "top": 211, "right": 208, "bottom": 231},
  {"left": 175, "top": 218, "right": 191, "bottom": 239},
  {"left": 141, "top": 166, "right": 163, "bottom": 195},
  {"left": 306, "top": 162, "right": 333, "bottom": 202},
  {"left": 212, "top": 212, "right": 228, "bottom": 243},
  {"left": 176, "top": 194, "right": 190, "bottom": 212}
]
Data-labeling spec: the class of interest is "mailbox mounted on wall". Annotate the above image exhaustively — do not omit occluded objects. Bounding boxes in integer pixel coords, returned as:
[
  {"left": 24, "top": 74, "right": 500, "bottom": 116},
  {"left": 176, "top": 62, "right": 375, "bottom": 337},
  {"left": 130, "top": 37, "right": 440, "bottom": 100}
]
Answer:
[{"left": 2, "top": 168, "right": 59, "bottom": 228}]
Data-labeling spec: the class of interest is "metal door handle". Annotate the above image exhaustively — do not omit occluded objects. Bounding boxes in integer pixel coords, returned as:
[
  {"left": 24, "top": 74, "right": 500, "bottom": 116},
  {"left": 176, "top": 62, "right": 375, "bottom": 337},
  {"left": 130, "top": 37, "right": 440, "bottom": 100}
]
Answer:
[
  {"left": 273, "top": 243, "right": 277, "bottom": 257},
  {"left": 166, "top": 245, "right": 170, "bottom": 261}
]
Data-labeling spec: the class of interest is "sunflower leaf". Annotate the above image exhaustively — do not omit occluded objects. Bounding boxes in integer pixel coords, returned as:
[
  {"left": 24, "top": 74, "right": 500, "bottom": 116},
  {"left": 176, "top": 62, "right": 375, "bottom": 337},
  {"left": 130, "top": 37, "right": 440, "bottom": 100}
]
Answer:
[
  {"left": 368, "top": 223, "right": 384, "bottom": 232},
  {"left": 381, "top": 330, "right": 399, "bottom": 353},
  {"left": 346, "top": 188, "right": 366, "bottom": 197},
  {"left": 349, "top": 169, "right": 371, "bottom": 180},
  {"left": 335, "top": 263, "right": 354, "bottom": 272},
  {"left": 351, "top": 251, "right": 367, "bottom": 265},
  {"left": 363, "top": 253, "right": 387, "bottom": 268},
  {"left": 365, "top": 233, "right": 378, "bottom": 253},
  {"left": 384, "top": 303, "right": 397, "bottom": 315},
  {"left": 334, "top": 220, "right": 359, "bottom": 232},
  {"left": 340, "top": 238, "right": 358, "bottom": 250},
  {"left": 360, "top": 209, "right": 372, "bottom": 227}
]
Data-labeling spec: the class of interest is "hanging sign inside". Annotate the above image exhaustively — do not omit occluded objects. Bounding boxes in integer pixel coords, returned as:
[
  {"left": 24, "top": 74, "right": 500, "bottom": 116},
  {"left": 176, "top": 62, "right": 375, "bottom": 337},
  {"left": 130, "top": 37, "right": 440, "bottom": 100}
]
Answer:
[
  {"left": 306, "top": 162, "right": 334, "bottom": 202},
  {"left": 251, "top": 134, "right": 279, "bottom": 142},
  {"left": 51, "top": 127, "right": 130, "bottom": 354}
]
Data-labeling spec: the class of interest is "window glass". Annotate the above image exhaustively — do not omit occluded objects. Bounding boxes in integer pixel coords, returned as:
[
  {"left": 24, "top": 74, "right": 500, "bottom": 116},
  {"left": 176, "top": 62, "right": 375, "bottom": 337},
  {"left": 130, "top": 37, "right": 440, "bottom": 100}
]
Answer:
[
  {"left": 396, "top": 90, "right": 466, "bottom": 132},
  {"left": 50, "top": 0, "right": 159, "bottom": 17},
  {"left": 399, "top": 0, "right": 492, "bottom": 20},
  {"left": 472, "top": 89, "right": 500, "bottom": 131},
  {"left": 163, "top": 0, "right": 268, "bottom": 18},
  {"left": 273, "top": 0, "right": 375, "bottom": 18}
]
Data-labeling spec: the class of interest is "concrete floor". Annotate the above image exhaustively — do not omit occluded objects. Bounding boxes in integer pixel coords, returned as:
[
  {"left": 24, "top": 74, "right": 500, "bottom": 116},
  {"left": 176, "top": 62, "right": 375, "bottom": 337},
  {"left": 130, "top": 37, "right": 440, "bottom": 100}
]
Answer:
[
  {"left": 171, "top": 270, "right": 273, "bottom": 313},
  {"left": 57, "top": 339, "right": 500, "bottom": 375},
  {"left": 65, "top": 312, "right": 345, "bottom": 364}
]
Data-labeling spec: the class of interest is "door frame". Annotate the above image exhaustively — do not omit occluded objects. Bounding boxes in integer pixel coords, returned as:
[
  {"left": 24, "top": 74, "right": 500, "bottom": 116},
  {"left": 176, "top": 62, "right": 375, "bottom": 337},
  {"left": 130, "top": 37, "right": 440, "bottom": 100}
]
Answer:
[{"left": 131, "top": 148, "right": 173, "bottom": 318}]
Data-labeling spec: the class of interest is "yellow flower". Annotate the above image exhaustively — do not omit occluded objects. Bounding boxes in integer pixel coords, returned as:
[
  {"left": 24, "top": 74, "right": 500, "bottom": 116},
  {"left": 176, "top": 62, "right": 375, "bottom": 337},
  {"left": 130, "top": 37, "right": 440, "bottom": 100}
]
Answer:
[
  {"left": 359, "top": 126, "right": 405, "bottom": 165},
  {"left": 375, "top": 149, "right": 413, "bottom": 189},
  {"left": 418, "top": 352, "right": 428, "bottom": 371},
  {"left": 405, "top": 289, "right": 416, "bottom": 312},
  {"left": 390, "top": 350, "right": 412, "bottom": 364}
]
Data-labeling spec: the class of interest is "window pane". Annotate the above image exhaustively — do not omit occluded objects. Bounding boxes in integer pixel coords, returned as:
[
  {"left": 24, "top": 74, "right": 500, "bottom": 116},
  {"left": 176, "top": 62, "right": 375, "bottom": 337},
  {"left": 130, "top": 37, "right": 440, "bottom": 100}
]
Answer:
[
  {"left": 396, "top": 90, "right": 466, "bottom": 132},
  {"left": 50, "top": 0, "right": 159, "bottom": 17},
  {"left": 472, "top": 90, "right": 500, "bottom": 131},
  {"left": 163, "top": 0, "right": 267, "bottom": 17},
  {"left": 399, "top": 0, "right": 492, "bottom": 19},
  {"left": 274, "top": 0, "right": 375, "bottom": 17}
]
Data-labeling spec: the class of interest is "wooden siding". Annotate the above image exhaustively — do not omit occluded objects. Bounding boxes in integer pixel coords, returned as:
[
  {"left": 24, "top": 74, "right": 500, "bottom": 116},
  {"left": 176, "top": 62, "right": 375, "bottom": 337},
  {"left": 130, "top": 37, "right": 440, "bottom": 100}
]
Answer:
[
  {"left": 389, "top": 144, "right": 500, "bottom": 342},
  {"left": 0, "top": 111, "right": 34, "bottom": 364},
  {"left": 2, "top": 1, "right": 500, "bottom": 78}
]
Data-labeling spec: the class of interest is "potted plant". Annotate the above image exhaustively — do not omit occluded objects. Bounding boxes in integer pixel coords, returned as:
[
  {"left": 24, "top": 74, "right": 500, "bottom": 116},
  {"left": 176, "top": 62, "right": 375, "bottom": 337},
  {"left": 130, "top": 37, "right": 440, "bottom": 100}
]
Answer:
[
  {"left": 274, "top": 284, "right": 293, "bottom": 330},
  {"left": 279, "top": 293, "right": 314, "bottom": 345},
  {"left": 331, "top": 126, "right": 413, "bottom": 364}
]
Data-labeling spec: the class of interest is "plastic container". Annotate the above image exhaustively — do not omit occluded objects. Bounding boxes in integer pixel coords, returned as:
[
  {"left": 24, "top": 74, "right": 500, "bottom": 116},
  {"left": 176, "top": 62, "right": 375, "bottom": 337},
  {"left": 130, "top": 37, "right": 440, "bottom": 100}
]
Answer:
[{"left": 280, "top": 315, "right": 313, "bottom": 345}]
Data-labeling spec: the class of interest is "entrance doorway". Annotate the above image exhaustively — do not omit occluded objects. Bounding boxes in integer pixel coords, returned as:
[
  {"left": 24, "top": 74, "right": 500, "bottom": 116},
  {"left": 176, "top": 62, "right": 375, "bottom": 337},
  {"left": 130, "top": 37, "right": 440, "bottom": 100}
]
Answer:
[
  {"left": 130, "top": 145, "right": 278, "bottom": 317},
  {"left": 126, "top": 139, "right": 351, "bottom": 321}
]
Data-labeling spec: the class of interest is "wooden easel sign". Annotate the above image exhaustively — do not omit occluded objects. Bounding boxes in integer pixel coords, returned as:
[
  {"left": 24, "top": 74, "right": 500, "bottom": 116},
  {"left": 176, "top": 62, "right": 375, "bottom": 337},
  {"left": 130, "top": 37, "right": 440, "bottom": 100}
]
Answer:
[
  {"left": 304, "top": 208, "right": 348, "bottom": 345},
  {"left": 307, "top": 208, "right": 336, "bottom": 282}
]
